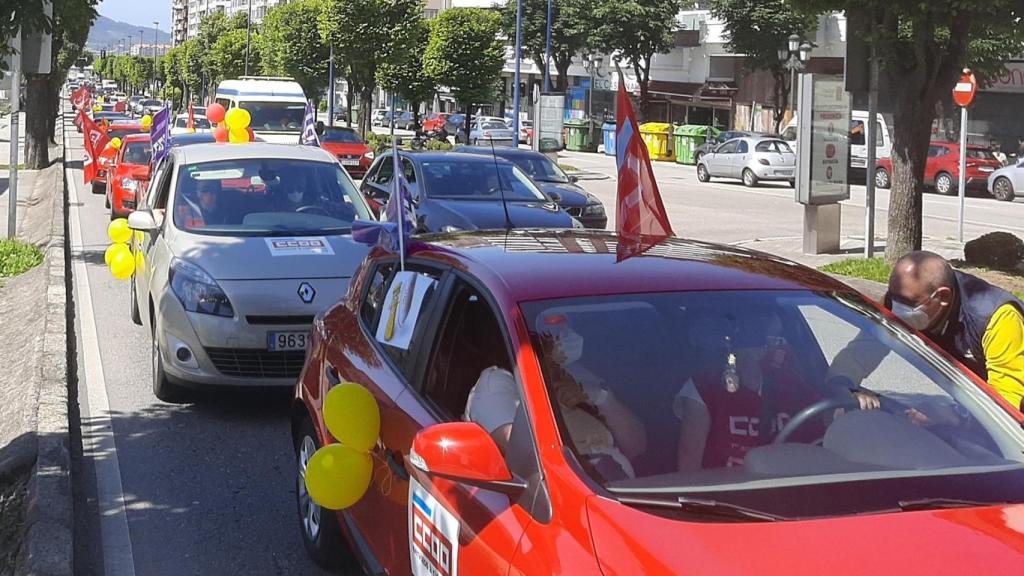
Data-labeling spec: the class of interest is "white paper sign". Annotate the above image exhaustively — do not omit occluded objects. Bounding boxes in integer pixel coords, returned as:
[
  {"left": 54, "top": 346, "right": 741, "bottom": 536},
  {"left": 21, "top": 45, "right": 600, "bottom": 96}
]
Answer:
[
  {"left": 375, "top": 271, "right": 434, "bottom": 351},
  {"left": 409, "top": 478, "right": 460, "bottom": 576},
  {"left": 264, "top": 237, "right": 335, "bottom": 256}
]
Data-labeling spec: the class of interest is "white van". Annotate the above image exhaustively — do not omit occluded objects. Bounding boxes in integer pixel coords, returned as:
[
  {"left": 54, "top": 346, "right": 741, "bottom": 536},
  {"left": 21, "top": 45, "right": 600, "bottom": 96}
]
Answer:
[
  {"left": 213, "top": 76, "right": 308, "bottom": 144},
  {"left": 781, "top": 110, "right": 892, "bottom": 172}
]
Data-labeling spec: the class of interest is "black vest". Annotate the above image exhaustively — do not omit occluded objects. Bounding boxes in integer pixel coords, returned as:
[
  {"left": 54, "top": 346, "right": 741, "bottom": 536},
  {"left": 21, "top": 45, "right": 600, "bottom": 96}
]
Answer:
[{"left": 931, "top": 271, "right": 1024, "bottom": 379}]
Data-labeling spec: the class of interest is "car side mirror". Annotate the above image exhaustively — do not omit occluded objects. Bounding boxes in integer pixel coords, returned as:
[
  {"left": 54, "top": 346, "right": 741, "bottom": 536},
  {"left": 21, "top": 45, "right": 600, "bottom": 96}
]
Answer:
[
  {"left": 128, "top": 209, "right": 159, "bottom": 232},
  {"left": 547, "top": 191, "right": 562, "bottom": 202},
  {"left": 567, "top": 175, "right": 578, "bottom": 184},
  {"left": 410, "top": 422, "right": 526, "bottom": 495}
]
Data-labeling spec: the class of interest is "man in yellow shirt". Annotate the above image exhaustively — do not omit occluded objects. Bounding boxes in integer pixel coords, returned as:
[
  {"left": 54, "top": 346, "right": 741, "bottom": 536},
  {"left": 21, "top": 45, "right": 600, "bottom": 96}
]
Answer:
[{"left": 834, "top": 251, "right": 1024, "bottom": 411}]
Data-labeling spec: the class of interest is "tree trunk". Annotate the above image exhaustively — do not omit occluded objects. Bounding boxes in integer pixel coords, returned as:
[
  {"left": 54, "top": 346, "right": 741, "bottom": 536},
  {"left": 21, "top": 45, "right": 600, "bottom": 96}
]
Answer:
[
  {"left": 24, "top": 75, "right": 51, "bottom": 169},
  {"left": 464, "top": 105, "right": 473, "bottom": 143},
  {"left": 345, "top": 83, "right": 353, "bottom": 128},
  {"left": 555, "top": 58, "right": 572, "bottom": 92},
  {"left": 634, "top": 60, "right": 651, "bottom": 124},
  {"left": 884, "top": 88, "right": 936, "bottom": 262},
  {"left": 358, "top": 86, "right": 374, "bottom": 138},
  {"left": 771, "top": 70, "right": 790, "bottom": 135}
]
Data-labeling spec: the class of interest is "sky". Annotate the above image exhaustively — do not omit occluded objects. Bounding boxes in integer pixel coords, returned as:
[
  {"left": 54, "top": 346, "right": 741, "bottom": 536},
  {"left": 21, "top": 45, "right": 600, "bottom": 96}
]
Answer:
[{"left": 97, "top": 0, "right": 173, "bottom": 32}]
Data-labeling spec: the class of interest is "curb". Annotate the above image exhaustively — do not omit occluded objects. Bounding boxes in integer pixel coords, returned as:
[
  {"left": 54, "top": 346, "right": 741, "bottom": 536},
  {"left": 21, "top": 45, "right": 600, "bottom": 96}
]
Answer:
[{"left": 16, "top": 120, "right": 73, "bottom": 576}]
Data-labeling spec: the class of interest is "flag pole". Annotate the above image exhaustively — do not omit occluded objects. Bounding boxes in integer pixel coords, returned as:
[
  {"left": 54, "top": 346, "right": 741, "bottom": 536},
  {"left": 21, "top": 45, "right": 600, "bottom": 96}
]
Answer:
[{"left": 390, "top": 93, "right": 405, "bottom": 271}]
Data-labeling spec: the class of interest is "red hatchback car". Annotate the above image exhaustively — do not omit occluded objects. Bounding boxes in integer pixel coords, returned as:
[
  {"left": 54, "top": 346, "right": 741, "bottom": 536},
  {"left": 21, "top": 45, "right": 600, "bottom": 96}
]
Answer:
[
  {"left": 875, "top": 141, "right": 1002, "bottom": 195},
  {"left": 422, "top": 112, "right": 451, "bottom": 133},
  {"left": 105, "top": 133, "right": 152, "bottom": 219},
  {"left": 91, "top": 124, "right": 146, "bottom": 195},
  {"left": 293, "top": 230, "right": 1024, "bottom": 574},
  {"left": 320, "top": 126, "right": 373, "bottom": 179}
]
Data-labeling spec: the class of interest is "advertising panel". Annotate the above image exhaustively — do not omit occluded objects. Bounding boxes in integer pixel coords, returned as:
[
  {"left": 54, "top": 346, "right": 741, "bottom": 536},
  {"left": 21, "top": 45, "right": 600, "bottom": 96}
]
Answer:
[{"left": 797, "top": 74, "right": 851, "bottom": 205}]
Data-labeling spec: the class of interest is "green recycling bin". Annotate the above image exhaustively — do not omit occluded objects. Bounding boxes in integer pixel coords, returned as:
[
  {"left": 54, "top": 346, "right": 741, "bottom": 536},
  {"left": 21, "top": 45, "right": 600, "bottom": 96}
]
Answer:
[
  {"left": 565, "top": 118, "right": 596, "bottom": 152},
  {"left": 673, "top": 125, "right": 719, "bottom": 165}
]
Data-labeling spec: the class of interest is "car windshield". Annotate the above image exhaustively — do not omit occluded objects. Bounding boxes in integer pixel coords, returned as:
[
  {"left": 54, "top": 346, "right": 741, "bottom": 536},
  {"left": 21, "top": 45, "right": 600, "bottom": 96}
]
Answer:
[
  {"left": 420, "top": 160, "right": 549, "bottom": 201},
  {"left": 172, "top": 158, "right": 371, "bottom": 236},
  {"left": 522, "top": 290, "right": 1024, "bottom": 518},
  {"left": 239, "top": 101, "right": 306, "bottom": 133},
  {"left": 174, "top": 116, "right": 212, "bottom": 129},
  {"left": 506, "top": 153, "right": 570, "bottom": 183},
  {"left": 321, "top": 129, "right": 363, "bottom": 144},
  {"left": 107, "top": 128, "right": 144, "bottom": 141},
  {"left": 142, "top": 99, "right": 162, "bottom": 108},
  {"left": 755, "top": 140, "right": 793, "bottom": 153},
  {"left": 122, "top": 141, "right": 152, "bottom": 164}
]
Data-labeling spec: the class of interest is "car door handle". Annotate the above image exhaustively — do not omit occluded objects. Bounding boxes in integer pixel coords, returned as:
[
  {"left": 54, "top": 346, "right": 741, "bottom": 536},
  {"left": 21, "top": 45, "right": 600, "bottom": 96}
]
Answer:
[
  {"left": 386, "top": 450, "right": 409, "bottom": 481},
  {"left": 324, "top": 364, "right": 341, "bottom": 387}
]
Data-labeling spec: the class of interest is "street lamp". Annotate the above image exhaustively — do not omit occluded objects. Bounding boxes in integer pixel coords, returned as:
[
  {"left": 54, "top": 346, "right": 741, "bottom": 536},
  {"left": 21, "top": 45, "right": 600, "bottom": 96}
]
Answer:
[
  {"left": 584, "top": 54, "right": 603, "bottom": 149},
  {"left": 779, "top": 34, "right": 812, "bottom": 112},
  {"left": 152, "top": 22, "right": 159, "bottom": 95}
]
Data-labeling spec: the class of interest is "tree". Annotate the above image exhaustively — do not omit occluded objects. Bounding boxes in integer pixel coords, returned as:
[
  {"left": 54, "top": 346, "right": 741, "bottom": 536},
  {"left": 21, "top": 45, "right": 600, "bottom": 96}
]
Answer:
[
  {"left": 796, "top": 1, "right": 1024, "bottom": 261},
  {"left": 259, "top": 0, "right": 330, "bottom": 105},
  {"left": 708, "top": 0, "right": 817, "bottom": 133},
  {"left": 377, "top": 18, "right": 435, "bottom": 127},
  {"left": 592, "top": 0, "right": 683, "bottom": 120},
  {"left": 423, "top": 7, "right": 505, "bottom": 141},
  {"left": 501, "top": 0, "right": 597, "bottom": 92},
  {"left": 208, "top": 28, "right": 260, "bottom": 84},
  {"left": 319, "top": 0, "right": 424, "bottom": 136}
]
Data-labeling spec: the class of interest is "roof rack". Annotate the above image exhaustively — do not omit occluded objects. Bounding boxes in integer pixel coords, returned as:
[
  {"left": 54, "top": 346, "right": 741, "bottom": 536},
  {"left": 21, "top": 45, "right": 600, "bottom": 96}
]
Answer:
[{"left": 236, "top": 75, "right": 296, "bottom": 81}]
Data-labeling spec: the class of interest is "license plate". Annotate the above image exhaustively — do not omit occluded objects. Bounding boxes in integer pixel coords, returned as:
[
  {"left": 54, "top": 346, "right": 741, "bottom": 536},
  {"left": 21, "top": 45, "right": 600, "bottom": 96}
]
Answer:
[
  {"left": 267, "top": 331, "right": 308, "bottom": 351},
  {"left": 775, "top": 169, "right": 793, "bottom": 176},
  {"left": 341, "top": 159, "right": 360, "bottom": 166}
]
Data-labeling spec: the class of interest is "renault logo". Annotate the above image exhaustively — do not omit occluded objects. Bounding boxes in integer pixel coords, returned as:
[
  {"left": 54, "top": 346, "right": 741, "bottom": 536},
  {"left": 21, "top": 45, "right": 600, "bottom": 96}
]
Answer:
[{"left": 297, "top": 282, "right": 316, "bottom": 304}]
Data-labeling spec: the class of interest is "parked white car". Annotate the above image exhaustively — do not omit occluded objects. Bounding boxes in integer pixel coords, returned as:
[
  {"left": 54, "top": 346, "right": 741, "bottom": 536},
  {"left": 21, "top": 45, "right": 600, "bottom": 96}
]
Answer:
[
  {"left": 697, "top": 137, "right": 796, "bottom": 187},
  {"left": 988, "top": 159, "right": 1024, "bottom": 202},
  {"left": 170, "top": 113, "right": 213, "bottom": 135}
]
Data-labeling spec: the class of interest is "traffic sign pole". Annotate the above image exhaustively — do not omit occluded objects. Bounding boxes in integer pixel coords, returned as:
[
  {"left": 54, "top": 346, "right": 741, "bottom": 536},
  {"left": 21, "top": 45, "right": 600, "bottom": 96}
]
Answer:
[{"left": 951, "top": 69, "right": 976, "bottom": 244}]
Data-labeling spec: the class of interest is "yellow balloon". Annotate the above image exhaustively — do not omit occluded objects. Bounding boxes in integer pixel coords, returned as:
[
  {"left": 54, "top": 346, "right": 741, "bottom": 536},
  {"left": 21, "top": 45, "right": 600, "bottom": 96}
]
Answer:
[
  {"left": 141, "top": 115, "right": 153, "bottom": 129},
  {"left": 304, "top": 444, "right": 373, "bottom": 510},
  {"left": 134, "top": 230, "right": 145, "bottom": 246},
  {"left": 110, "top": 249, "right": 136, "bottom": 280},
  {"left": 224, "top": 107, "right": 251, "bottom": 131},
  {"left": 110, "top": 137, "right": 122, "bottom": 150},
  {"left": 104, "top": 243, "right": 129, "bottom": 267},
  {"left": 228, "top": 127, "right": 248, "bottom": 143},
  {"left": 134, "top": 249, "right": 146, "bottom": 277},
  {"left": 107, "top": 218, "right": 132, "bottom": 244},
  {"left": 323, "top": 383, "right": 381, "bottom": 453},
  {"left": 93, "top": 105, "right": 102, "bottom": 113}
]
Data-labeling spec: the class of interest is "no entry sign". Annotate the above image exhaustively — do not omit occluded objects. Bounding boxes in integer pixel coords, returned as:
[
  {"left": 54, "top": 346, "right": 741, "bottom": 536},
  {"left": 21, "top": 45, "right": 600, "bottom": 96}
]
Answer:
[{"left": 953, "top": 69, "right": 977, "bottom": 107}]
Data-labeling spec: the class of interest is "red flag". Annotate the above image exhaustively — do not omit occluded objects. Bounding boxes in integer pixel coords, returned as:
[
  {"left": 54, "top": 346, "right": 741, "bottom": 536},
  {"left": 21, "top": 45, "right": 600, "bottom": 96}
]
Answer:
[
  {"left": 80, "top": 110, "right": 111, "bottom": 184},
  {"left": 187, "top": 102, "right": 195, "bottom": 131},
  {"left": 614, "top": 67, "right": 674, "bottom": 261},
  {"left": 72, "top": 87, "right": 89, "bottom": 112}
]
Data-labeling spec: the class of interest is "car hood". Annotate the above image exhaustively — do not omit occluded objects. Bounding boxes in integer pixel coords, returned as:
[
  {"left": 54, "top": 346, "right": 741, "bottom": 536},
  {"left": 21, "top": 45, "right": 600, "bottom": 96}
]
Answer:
[
  {"left": 586, "top": 496, "right": 1024, "bottom": 574},
  {"left": 534, "top": 181, "right": 590, "bottom": 207},
  {"left": 426, "top": 198, "right": 572, "bottom": 231},
  {"left": 169, "top": 232, "right": 368, "bottom": 281}
]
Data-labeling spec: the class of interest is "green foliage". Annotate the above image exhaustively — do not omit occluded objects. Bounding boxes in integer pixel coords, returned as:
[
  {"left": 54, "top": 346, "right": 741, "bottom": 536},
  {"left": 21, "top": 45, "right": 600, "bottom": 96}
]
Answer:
[
  {"left": 424, "top": 8, "right": 505, "bottom": 108},
  {"left": 0, "top": 239, "right": 44, "bottom": 278},
  {"left": 425, "top": 138, "right": 452, "bottom": 151},
  {"left": 819, "top": 258, "right": 892, "bottom": 284},
  {"left": 502, "top": 0, "right": 597, "bottom": 91},
  {"left": 377, "top": 18, "right": 435, "bottom": 122},
  {"left": 208, "top": 28, "right": 260, "bottom": 83},
  {"left": 259, "top": 0, "right": 330, "bottom": 100}
]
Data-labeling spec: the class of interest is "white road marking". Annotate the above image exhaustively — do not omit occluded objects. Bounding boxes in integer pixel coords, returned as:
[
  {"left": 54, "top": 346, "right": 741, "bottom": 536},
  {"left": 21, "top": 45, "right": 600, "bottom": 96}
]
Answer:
[{"left": 65, "top": 117, "right": 138, "bottom": 576}]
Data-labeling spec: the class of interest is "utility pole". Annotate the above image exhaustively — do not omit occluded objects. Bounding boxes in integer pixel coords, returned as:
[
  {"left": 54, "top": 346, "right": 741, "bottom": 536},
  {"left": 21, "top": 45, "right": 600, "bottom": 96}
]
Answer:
[
  {"left": 543, "top": 0, "right": 552, "bottom": 93},
  {"left": 327, "top": 44, "right": 336, "bottom": 127},
  {"left": 244, "top": 0, "right": 253, "bottom": 76},
  {"left": 512, "top": 0, "right": 523, "bottom": 146},
  {"left": 864, "top": 44, "right": 878, "bottom": 258},
  {"left": 7, "top": 30, "right": 21, "bottom": 239},
  {"left": 153, "top": 22, "right": 159, "bottom": 96}
]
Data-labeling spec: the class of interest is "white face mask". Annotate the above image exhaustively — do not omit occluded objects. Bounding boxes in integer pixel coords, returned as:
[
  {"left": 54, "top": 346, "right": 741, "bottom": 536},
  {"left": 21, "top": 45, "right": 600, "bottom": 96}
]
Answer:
[
  {"left": 891, "top": 291, "right": 938, "bottom": 331},
  {"left": 288, "top": 190, "right": 303, "bottom": 204},
  {"left": 556, "top": 329, "right": 584, "bottom": 364}
]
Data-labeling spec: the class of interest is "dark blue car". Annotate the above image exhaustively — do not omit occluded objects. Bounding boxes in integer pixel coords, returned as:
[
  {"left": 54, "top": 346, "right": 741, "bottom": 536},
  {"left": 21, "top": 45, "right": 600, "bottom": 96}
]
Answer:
[
  {"left": 458, "top": 146, "right": 607, "bottom": 229},
  {"left": 360, "top": 151, "right": 576, "bottom": 233}
]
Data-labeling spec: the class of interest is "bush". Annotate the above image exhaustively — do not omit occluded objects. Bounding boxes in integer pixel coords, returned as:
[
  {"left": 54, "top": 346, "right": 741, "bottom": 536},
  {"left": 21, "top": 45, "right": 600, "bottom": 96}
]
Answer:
[
  {"left": 0, "top": 239, "right": 44, "bottom": 278},
  {"left": 964, "top": 232, "right": 1024, "bottom": 271}
]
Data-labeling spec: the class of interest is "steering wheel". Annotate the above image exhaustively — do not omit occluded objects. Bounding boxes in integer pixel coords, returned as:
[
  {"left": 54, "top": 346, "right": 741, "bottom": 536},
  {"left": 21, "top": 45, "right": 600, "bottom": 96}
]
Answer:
[
  {"left": 773, "top": 393, "right": 909, "bottom": 445},
  {"left": 296, "top": 205, "right": 329, "bottom": 216}
]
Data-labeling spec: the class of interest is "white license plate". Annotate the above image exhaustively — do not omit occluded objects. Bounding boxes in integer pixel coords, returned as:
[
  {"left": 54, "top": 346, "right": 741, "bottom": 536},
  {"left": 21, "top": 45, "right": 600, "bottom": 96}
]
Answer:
[
  {"left": 340, "top": 159, "right": 360, "bottom": 166},
  {"left": 267, "top": 331, "right": 308, "bottom": 351},
  {"left": 775, "top": 169, "right": 794, "bottom": 176}
]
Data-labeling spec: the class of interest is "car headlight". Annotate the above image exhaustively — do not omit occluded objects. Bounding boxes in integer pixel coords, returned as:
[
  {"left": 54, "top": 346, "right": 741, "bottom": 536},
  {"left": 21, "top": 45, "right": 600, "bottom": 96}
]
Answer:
[
  {"left": 121, "top": 177, "right": 138, "bottom": 192},
  {"left": 168, "top": 258, "right": 234, "bottom": 318},
  {"left": 583, "top": 202, "right": 605, "bottom": 217},
  {"left": 440, "top": 225, "right": 463, "bottom": 233},
  {"left": 363, "top": 151, "right": 374, "bottom": 160}
]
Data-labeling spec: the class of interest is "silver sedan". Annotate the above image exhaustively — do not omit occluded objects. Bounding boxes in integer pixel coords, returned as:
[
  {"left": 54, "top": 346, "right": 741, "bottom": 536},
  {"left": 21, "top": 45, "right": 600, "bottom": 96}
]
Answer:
[
  {"left": 988, "top": 159, "right": 1024, "bottom": 202},
  {"left": 697, "top": 137, "right": 796, "bottom": 187},
  {"left": 127, "top": 143, "right": 373, "bottom": 401},
  {"left": 457, "top": 117, "right": 516, "bottom": 146}
]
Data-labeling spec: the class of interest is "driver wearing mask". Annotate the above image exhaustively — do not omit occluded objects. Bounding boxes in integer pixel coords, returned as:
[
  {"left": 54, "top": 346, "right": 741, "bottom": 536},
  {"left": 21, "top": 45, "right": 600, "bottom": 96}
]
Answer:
[{"left": 274, "top": 171, "right": 309, "bottom": 212}]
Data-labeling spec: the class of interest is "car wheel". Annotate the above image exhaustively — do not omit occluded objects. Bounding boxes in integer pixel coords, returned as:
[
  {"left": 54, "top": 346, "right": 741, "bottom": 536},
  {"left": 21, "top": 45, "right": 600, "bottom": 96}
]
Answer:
[
  {"left": 742, "top": 168, "right": 758, "bottom": 188},
  {"left": 874, "top": 167, "right": 890, "bottom": 189},
  {"left": 993, "top": 177, "right": 1015, "bottom": 202},
  {"left": 130, "top": 272, "right": 141, "bottom": 326},
  {"left": 296, "top": 417, "right": 352, "bottom": 570},
  {"left": 696, "top": 163, "right": 711, "bottom": 183},
  {"left": 152, "top": 319, "right": 188, "bottom": 403},
  {"left": 935, "top": 172, "right": 955, "bottom": 195}
]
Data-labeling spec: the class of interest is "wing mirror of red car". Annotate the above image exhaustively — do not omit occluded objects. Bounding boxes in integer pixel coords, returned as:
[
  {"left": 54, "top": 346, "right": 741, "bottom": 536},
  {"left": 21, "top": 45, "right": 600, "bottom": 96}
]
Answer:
[{"left": 410, "top": 422, "right": 527, "bottom": 495}]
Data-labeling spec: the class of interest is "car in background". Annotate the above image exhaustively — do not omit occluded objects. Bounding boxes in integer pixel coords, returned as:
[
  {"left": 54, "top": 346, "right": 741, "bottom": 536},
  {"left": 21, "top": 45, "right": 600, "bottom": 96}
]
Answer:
[
  {"left": 987, "top": 158, "right": 1024, "bottom": 202},
  {"left": 91, "top": 123, "right": 147, "bottom": 194},
  {"left": 456, "top": 117, "right": 516, "bottom": 146},
  {"left": 106, "top": 133, "right": 152, "bottom": 219},
  {"left": 112, "top": 92, "right": 128, "bottom": 102},
  {"left": 126, "top": 143, "right": 373, "bottom": 401},
  {"left": 875, "top": 142, "right": 1003, "bottom": 195},
  {"left": 505, "top": 117, "right": 534, "bottom": 144},
  {"left": 393, "top": 111, "right": 418, "bottom": 131},
  {"left": 82, "top": 112, "right": 129, "bottom": 133},
  {"left": 170, "top": 113, "right": 213, "bottom": 135},
  {"left": 360, "top": 150, "right": 575, "bottom": 233},
  {"left": 697, "top": 137, "right": 796, "bottom": 187},
  {"left": 128, "top": 95, "right": 146, "bottom": 115},
  {"left": 444, "top": 113, "right": 467, "bottom": 135},
  {"left": 369, "top": 108, "right": 389, "bottom": 127},
  {"left": 692, "top": 130, "right": 758, "bottom": 165},
  {"left": 139, "top": 99, "right": 165, "bottom": 117},
  {"left": 292, "top": 228, "right": 1024, "bottom": 574},
  {"left": 459, "top": 146, "right": 607, "bottom": 228},
  {"left": 422, "top": 112, "right": 451, "bottom": 133},
  {"left": 319, "top": 126, "right": 373, "bottom": 179}
]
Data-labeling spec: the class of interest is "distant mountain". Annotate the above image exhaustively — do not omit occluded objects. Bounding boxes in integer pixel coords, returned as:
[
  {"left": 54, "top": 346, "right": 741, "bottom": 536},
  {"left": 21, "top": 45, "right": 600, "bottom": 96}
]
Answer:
[{"left": 87, "top": 15, "right": 170, "bottom": 53}]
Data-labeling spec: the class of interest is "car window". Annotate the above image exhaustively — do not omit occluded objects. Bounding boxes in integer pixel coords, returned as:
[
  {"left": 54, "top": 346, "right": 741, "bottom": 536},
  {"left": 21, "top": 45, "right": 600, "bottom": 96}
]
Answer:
[
  {"left": 148, "top": 157, "right": 174, "bottom": 212},
  {"left": 716, "top": 141, "right": 738, "bottom": 154},
  {"left": 479, "top": 121, "right": 507, "bottom": 130},
  {"left": 966, "top": 149, "right": 997, "bottom": 160},
  {"left": 238, "top": 101, "right": 305, "bottom": 132},
  {"left": 360, "top": 262, "right": 397, "bottom": 330},
  {"left": 419, "top": 161, "right": 549, "bottom": 201},
  {"left": 171, "top": 158, "right": 370, "bottom": 236},
  {"left": 373, "top": 156, "right": 395, "bottom": 187},
  {"left": 850, "top": 120, "right": 884, "bottom": 147},
  {"left": 755, "top": 140, "right": 792, "bottom": 154},
  {"left": 366, "top": 266, "right": 444, "bottom": 381},
  {"left": 737, "top": 140, "right": 749, "bottom": 154},
  {"left": 521, "top": 290, "right": 1024, "bottom": 514},
  {"left": 123, "top": 141, "right": 152, "bottom": 165},
  {"left": 508, "top": 154, "right": 570, "bottom": 183}
]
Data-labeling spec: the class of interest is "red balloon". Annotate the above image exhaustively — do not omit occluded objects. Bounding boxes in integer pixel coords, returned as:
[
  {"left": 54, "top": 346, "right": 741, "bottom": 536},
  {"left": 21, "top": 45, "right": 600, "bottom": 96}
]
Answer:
[
  {"left": 246, "top": 127, "right": 255, "bottom": 141},
  {"left": 207, "top": 103, "right": 226, "bottom": 124},
  {"left": 213, "top": 125, "right": 229, "bottom": 143}
]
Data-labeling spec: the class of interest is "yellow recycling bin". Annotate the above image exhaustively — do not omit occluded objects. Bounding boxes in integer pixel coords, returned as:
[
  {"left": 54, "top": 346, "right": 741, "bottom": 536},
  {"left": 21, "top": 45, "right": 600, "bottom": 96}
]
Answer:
[{"left": 639, "top": 122, "right": 673, "bottom": 161}]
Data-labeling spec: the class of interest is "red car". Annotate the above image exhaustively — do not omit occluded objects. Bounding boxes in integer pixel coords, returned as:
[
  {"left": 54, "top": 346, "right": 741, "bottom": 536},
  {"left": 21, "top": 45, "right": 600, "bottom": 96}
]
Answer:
[
  {"left": 319, "top": 126, "right": 372, "bottom": 179},
  {"left": 91, "top": 124, "right": 146, "bottom": 195},
  {"left": 422, "top": 112, "right": 451, "bottom": 133},
  {"left": 875, "top": 141, "right": 1002, "bottom": 195},
  {"left": 292, "top": 230, "right": 1024, "bottom": 574},
  {"left": 105, "top": 133, "right": 152, "bottom": 219}
]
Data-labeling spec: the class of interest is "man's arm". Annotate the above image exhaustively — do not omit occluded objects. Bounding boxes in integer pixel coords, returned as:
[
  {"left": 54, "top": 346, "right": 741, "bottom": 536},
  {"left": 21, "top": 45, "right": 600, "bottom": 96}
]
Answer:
[
  {"left": 826, "top": 330, "right": 890, "bottom": 390},
  {"left": 982, "top": 304, "right": 1024, "bottom": 411}
]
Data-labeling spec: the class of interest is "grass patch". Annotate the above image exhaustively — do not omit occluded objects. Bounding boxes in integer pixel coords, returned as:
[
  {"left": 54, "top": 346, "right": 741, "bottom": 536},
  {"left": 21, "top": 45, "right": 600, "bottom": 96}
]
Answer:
[
  {"left": 0, "top": 239, "right": 44, "bottom": 278},
  {"left": 0, "top": 164, "right": 25, "bottom": 170},
  {"left": 819, "top": 257, "right": 892, "bottom": 284},
  {"left": 559, "top": 163, "right": 579, "bottom": 172}
]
